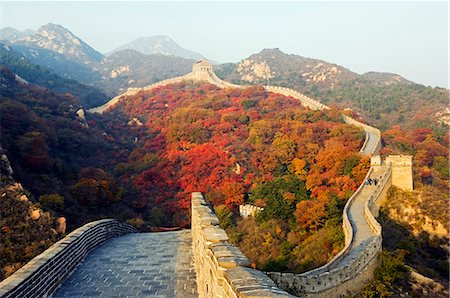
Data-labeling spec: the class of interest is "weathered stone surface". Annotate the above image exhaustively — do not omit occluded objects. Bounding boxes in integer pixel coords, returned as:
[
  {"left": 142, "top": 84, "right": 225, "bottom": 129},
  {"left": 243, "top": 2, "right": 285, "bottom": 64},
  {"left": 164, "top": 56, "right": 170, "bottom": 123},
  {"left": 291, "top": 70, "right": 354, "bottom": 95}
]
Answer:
[
  {"left": 56, "top": 217, "right": 66, "bottom": 234},
  {"left": 203, "top": 226, "right": 229, "bottom": 243},
  {"left": 192, "top": 193, "right": 293, "bottom": 298},
  {"left": 18, "top": 194, "right": 28, "bottom": 202},
  {"left": 29, "top": 208, "right": 41, "bottom": 220},
  {"left": 0, "top": 219, "right": 137, "bottom": 298}
]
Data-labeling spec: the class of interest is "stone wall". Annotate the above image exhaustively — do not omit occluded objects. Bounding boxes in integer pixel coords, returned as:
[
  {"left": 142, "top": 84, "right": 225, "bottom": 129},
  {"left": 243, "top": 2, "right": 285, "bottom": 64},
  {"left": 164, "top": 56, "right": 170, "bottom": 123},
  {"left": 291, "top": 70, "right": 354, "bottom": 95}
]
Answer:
[
  {"left": 89, "top": 73, "right": 195, "bottom": 114},
  {"left": 341, "top": 115, "right": 382, "bottom": 155},
  {"left": 264, "top": 86, "right": 329, "bottom": 111},
  {"left": 266, "top": 165, "right": 391, "bottom": 297},
  {"left": 0, "top": 219, "right": 137, "bottom": 298},
  {"left": 191, "top": 192, "right": 294, "bottom": 298}
]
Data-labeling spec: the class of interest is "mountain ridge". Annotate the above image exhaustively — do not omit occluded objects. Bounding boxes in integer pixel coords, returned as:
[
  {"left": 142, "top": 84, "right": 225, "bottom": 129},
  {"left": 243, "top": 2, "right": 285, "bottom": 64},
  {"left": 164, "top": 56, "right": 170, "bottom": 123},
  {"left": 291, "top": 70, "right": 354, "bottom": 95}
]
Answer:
[
  {"left": 108, "top": 35, "right": 205, "bottom": 61},
  {"left": 6, "top": 23, "right": 103, "bottom": 65}
]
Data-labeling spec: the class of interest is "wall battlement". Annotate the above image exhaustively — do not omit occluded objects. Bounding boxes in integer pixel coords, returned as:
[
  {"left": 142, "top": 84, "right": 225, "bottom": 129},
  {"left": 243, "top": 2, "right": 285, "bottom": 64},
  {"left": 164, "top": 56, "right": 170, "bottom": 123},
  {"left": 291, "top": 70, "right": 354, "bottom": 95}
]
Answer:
[{"left": 192, "top": 192, "right": 294, "bottom": 297}]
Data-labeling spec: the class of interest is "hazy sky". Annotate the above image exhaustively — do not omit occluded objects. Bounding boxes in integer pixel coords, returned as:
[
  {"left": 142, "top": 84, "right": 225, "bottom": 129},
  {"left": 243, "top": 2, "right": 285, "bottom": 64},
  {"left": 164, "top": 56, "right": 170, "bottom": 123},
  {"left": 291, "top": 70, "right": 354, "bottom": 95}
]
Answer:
[{"left": 1, "top": 1, "right": 448, "bottom": 87}]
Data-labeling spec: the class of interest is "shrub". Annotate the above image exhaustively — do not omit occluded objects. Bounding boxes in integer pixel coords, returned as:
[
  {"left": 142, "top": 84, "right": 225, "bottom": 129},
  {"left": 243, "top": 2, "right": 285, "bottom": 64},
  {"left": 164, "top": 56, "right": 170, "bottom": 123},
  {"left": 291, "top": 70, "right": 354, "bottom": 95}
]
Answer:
[{"left": 38, "top": 194, "right": 64, "bottom": 212}]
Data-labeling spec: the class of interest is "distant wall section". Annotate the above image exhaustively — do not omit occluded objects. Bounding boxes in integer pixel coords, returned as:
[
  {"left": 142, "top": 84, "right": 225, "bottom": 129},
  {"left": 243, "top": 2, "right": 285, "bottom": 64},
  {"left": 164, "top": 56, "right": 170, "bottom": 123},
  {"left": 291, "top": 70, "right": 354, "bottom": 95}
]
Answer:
[{"left": 239, "top": 204, "right": 263, "bottom": 218}]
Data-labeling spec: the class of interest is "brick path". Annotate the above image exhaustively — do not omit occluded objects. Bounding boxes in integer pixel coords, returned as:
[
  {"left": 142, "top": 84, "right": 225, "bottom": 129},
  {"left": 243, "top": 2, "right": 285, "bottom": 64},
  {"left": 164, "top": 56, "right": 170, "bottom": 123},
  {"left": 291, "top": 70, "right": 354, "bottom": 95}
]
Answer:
[{"left": 52, "top": 230, "right": 197, "bottom": 297}]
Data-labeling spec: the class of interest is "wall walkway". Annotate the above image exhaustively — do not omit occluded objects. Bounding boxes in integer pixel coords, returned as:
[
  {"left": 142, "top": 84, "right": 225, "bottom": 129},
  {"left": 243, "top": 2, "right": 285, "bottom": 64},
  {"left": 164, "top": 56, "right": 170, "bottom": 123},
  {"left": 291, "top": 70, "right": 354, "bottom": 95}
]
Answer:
[{"left": 53, "top": 230, "right": 197, "bottom": 297}]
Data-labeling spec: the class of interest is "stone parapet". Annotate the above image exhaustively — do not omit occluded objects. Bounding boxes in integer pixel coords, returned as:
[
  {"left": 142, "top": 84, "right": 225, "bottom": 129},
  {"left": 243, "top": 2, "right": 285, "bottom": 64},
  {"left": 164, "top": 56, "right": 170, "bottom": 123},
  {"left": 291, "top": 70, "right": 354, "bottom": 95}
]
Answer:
[
  {"left": 264, "top": 86, "right": 329, "bottom": 111},
  {"left": 191, "top": 192, "right": 294, "bottom": 298},
  {"left": 0, "top": 219, "right": 137, "bottom": 298}
]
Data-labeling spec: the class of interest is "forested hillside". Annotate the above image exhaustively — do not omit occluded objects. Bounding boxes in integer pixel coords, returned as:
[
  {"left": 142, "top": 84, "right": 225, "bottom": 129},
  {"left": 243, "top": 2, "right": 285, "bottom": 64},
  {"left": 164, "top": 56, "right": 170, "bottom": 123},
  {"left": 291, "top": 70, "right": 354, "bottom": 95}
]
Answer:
[{"left": 101, "top": 82, "right": 369, "bottom": 270}]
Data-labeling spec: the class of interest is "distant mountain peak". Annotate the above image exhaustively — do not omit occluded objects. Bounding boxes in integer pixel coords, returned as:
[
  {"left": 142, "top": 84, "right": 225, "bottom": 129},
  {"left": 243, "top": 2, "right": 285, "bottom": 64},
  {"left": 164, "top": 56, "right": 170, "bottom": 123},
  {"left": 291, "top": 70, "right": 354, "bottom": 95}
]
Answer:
[
  {"left": 0, "top": 27, "right": 34, "bottom": 41},
  {"left": 109, "top": 35, "right": 206, "bottom": 61},
  {"left": 6, "top": 23, "right": 103, "bottom": 64}
]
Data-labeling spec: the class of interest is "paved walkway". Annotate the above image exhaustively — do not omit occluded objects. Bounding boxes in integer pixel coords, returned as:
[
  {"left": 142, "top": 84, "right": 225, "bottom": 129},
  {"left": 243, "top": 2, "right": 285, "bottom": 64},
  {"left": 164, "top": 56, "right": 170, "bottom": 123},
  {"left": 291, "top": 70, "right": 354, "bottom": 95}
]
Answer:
[
  {"left": 52, "top": 230, "right": 197, "bottom": 298},
  {"left": 337, "top": 166, "right": 384, "bottom": 268},
  {"left": 361, "top": 130, "right": 380, "bottom": 155}
]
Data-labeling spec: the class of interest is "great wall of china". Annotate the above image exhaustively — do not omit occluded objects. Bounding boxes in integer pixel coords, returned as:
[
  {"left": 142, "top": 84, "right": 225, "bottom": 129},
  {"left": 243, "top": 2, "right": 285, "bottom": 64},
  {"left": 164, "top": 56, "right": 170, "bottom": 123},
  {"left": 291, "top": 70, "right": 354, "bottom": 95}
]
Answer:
[{"left": 1, "top": 60, "right": 413, "bottom": 298}]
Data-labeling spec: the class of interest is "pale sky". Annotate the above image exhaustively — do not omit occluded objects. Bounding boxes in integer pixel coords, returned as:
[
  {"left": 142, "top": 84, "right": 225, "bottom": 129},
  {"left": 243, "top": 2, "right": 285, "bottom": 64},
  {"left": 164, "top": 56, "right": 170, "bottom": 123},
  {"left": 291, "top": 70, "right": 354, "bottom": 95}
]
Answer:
[{"left": 1, "top": 1, "right": 449, "bottom": 88}]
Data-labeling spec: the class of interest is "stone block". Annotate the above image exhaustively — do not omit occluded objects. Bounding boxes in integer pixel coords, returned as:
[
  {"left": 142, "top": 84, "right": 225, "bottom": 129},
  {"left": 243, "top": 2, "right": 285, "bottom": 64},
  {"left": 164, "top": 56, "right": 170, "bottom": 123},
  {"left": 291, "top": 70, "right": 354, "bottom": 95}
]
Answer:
[
  {"left": 224, "top": 267, "right": 294, "bottom": 297},
  {"left": 203, "top": 227, "right": 229, "bottom": 243}
]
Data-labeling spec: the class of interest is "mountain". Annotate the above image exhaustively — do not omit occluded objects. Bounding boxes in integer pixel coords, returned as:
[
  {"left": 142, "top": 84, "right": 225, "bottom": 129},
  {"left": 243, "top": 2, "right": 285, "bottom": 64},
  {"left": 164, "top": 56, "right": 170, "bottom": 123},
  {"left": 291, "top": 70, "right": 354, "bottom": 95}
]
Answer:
[
  {"left": 0, "top": 66, "right": 133, "bottom": 232},
  {"left": 218, "top": 48, "right": 447, "bottom": 130},
  {"left": 1, "top": 24, "right": 104, "bottom": 85},
  {"left": 222, "top": 48, "right": 359, "bottom": 88},
  {"left": 0, "top": 44, "right": 108, "bottom": 108},
  {"left": 0, "top": 27, "right": 34, "bottom": 41},
  {"left": 8, "top": 23, "right": 103, "bottom": 64},
  {"left": 109, "top": 35, "right": 205, "bottom": 61},
  {"left": 96, "top": 49, "right": 194, "bottom": 94}
]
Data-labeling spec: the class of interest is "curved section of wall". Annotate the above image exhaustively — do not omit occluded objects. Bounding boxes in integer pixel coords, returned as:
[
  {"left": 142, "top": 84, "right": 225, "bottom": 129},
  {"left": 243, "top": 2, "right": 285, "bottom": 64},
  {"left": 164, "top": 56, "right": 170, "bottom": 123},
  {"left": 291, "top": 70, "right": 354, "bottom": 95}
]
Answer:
[
  {"left": 266, "top": 165, "right": 391, "bottom": 297},
  {"left": 341, "top": 115, "right": 381, "bottom": 155},
  {"left": 89, "top": 73, "right": 194, "bottom": 114},
  {"left": 191, "top": 192, "right": 295, "bottom": 298},
  {"left": 0, "top": 219, "right": 137, "bottom": 298},
  {"left": 264, "top": 86, "right": 329, "bottom": 111}
]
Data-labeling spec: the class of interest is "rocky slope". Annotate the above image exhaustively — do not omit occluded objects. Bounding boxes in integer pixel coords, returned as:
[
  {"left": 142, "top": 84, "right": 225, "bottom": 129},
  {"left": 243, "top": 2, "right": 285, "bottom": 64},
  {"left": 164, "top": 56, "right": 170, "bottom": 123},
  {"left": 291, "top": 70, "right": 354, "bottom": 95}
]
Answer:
[
  {"left": 0, "top": 147, "right": 66, "bottom": 280},
  {"left": 5, "top": 23, "right": 103, "bottom": 64},
  {"left": 96, "top": 49, "right": 194, "bottom": 95},
  {"left": 0, "top": 27, "right": 34, "bottom": 41}
]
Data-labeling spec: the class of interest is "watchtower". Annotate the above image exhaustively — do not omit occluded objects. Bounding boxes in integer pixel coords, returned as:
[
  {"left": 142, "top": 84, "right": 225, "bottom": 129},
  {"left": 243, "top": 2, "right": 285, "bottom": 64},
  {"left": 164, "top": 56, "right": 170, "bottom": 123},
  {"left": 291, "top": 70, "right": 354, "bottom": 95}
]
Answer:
[
  {"left": 192, "top": 60, "right": 213, "bottom": 82},
  {"left": 385, "top": 155, "right": 413, "bottom": 191}
]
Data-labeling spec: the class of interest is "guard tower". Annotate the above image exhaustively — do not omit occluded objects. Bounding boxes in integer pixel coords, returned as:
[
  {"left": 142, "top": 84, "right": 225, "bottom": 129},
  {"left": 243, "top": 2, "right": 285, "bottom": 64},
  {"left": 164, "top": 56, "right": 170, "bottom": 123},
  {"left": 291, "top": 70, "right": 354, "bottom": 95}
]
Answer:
[
  {"left": 192, "top": 60, "right": 213, "bottom": 82},
  {"left": 386, "top": 155, "right": 414, "bottom": 191}
]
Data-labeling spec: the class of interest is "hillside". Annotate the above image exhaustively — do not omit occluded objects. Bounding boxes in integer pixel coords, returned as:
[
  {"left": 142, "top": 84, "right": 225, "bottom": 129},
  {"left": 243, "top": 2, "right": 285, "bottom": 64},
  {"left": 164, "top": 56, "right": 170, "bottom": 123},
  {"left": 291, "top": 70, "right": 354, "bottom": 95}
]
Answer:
[
  {"left": 0, "top": 147, "right": 64, "bottom": 280},
  {"left": 0, "top": 45, "right": 108, "bottom": 108},
  {"left": 0, "top": 67, "right": 138, "bottom": 232},
  {"left": 96, "top": 49, "right": 194, "bottom": 95},
  {"left": 100, "top": 81, "right": 369, "bottom": 271},
  {"left": 218, "top": 48, "right": 448, "bottom": 131}
]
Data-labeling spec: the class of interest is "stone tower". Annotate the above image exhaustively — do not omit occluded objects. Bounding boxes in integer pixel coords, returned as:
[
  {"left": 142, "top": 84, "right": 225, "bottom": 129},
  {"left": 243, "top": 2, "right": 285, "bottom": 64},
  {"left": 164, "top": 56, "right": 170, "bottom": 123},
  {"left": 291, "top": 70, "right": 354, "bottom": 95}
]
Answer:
[
  {"left": 386, "top": 155, "right": 413, "bottom": 191},
  {"left": 192, "top": 60, "right": 213, "bottom": 82}
]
